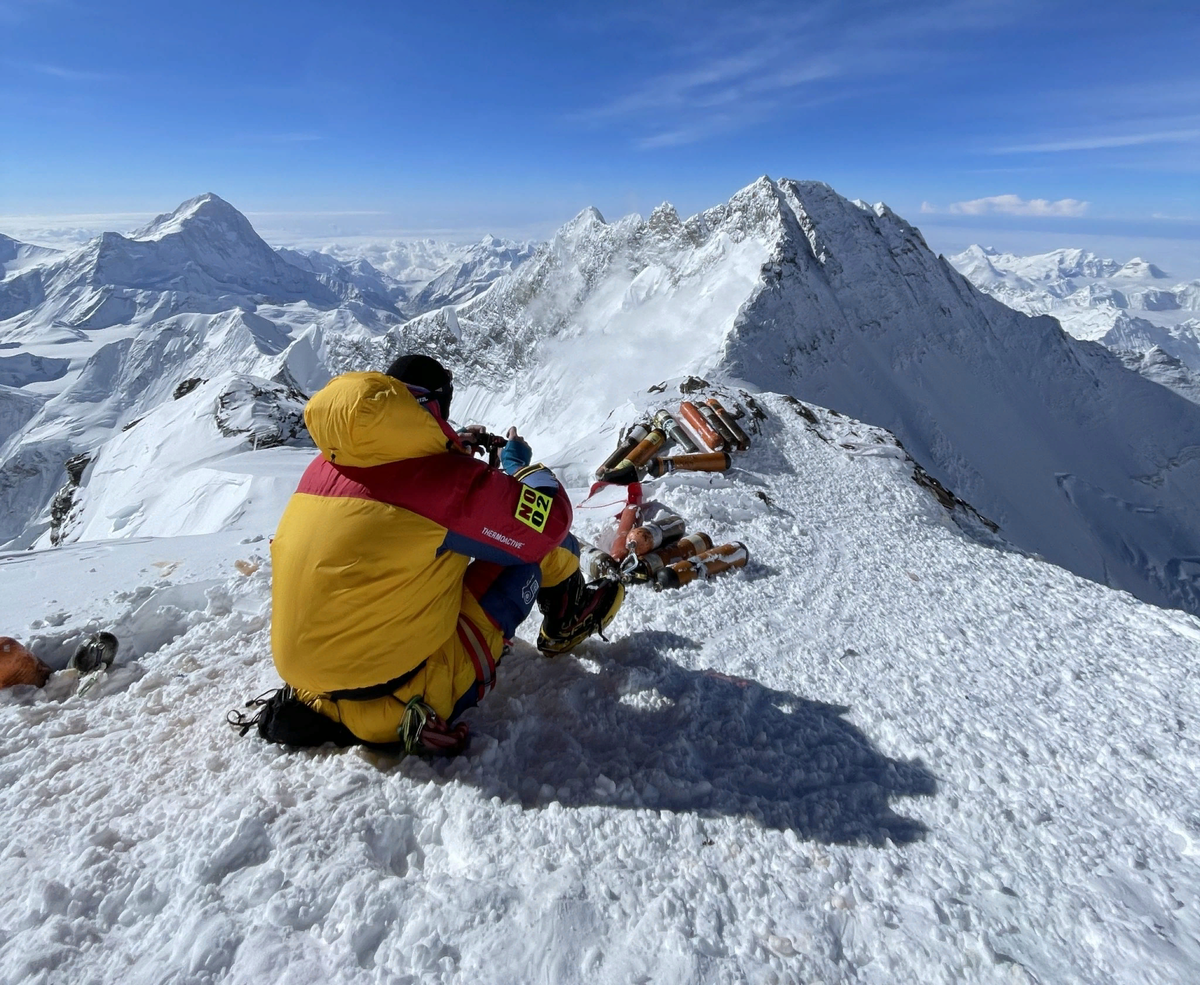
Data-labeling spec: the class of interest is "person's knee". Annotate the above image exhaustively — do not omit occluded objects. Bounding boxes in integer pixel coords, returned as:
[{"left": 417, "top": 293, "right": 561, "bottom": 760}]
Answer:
[
  {"left": 540, "top": 542, "right": 581, "bottom": 590},
  {"left": 468, "top": 562, "right": 542, "bottom": 637}
]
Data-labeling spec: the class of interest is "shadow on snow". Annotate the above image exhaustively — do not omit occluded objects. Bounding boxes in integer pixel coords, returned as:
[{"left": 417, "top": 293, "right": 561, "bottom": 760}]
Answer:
[{"left": 400, "top": 631, "right": 937, "bottom": 846}]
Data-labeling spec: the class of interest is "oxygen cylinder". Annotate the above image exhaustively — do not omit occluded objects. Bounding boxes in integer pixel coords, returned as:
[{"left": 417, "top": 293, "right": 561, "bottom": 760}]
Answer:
[
  {"left": 580, "top": 544, "right": 619, "bottom": 582},
  {"left": 678, "top": 401, "right": 726, "bottom": 451},
  {"left": 609, "top": 501, "right": 643, "bottom": 561},
  {"left": 655, "top": 542, "right": 749, "bottom": 590},
  {"left": 645, "top": 452, "right": 731, "bottom": 477},
  {"left": 613, "top": 428, "right": 667, "bottom": 469},
  {"left": 653, "top": 409, "right": 699, "bottom": 453},
  {"left": 699, "top": 403, "right": 739, "bottom": 449},
  {"left": 631, "top": 533, "right": 714, "bottom": 580},
  {"left": 596, "top": 422, "right": 650, "bottom": 478},
  {"left": 706, "top": 398, "right": 751, "bottom": 450},
  {"left": 625, "top": 513, "right": 686, "bottom": 556}
]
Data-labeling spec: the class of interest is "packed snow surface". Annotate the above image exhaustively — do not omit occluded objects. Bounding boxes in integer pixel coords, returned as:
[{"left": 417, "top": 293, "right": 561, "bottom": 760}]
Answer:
[{"left": 2, "top": 388, "right": 1198, "bottom": 985}]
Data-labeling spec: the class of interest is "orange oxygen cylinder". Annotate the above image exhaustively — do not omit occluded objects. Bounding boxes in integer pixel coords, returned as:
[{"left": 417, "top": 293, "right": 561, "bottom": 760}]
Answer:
[
  {"left": 609, "top": 501, "right": 643, "bottom": 561},
  {"left": 706, "top": 398, "right": 751, "bottom": 450},
  {"left": 678, "top": 401, "right": 725, "bottom": 451},
  {"left": 655, "top": 542, "right": 749, "bottom": 590},
  {"left": 596, "top": 422, "right": 649, "bottom": 478},
  {"left": 645, "top": 452, "right": 731, "bottom": 476},
  {"left": 612, "top": 427, "right": 667, "bottom": 470},
  {"left": 625, "top": 513, "right": 686, "bottom": 556},
  {"left": 625, "top": 532, "right": 714, "bottom": 581}
]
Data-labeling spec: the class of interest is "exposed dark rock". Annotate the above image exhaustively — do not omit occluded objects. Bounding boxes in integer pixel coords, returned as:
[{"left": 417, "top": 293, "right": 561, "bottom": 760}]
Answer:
[{"left": 173, "top": 377, "right": 205, "bottom": 399}]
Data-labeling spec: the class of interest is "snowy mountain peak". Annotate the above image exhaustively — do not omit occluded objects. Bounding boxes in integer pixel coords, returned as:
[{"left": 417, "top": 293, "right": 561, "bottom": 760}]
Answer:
[
  {"left": 1117, "top": 257, "right": 1169, "bottom": 280},
  {"left": 568, "top": 205, "right": 606, "bottom": 228},
  {"left": 0, "top": 233, "right": 60, "bottom": 281},
  {"left": 380, "top": 175, "right": 1200, "bottom": 617},
  {"left": 133, "top": 192, "right": 252, "bottom": 242},
  {"left": 0, "top": 232, "right": 23, "bottom": 260}
]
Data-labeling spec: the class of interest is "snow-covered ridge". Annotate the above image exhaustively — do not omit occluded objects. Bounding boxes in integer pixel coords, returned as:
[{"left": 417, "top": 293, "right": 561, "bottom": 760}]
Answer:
[
  {"left": 5, "top": 179, "right": 1200, "bottom": 618},
  {"left": 354, "top": 177, "right": 1200, "bottom": 617},
  {"left": 0, "top": 233, "right": 59, "bottom": 281},
  {"left": 3, "top": 183, "right": 1200, "bottom": 983},
  {"left": 0, "top": 196, "right": 534, "bottom": 550}
]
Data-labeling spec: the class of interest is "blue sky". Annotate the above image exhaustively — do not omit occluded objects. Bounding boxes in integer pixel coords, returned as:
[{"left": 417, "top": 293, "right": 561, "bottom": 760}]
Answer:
[{"left": 2, "top": 0, "right": 1198, "bottom": 268}]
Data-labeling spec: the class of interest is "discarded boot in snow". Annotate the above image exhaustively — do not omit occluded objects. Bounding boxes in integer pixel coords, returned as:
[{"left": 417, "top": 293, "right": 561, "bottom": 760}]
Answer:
[
  {"left": 536, "top": 569, "right": 624, "bottom": 656},
  {"left": 69, "top": 632, "right": 119, "bottom": 674}
]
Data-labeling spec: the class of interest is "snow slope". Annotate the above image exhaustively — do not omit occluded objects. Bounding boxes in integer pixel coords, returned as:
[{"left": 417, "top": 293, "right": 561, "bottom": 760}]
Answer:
[
  {"left": 278, "top": 236, "right": 536, "bottom": 318},
  {"left": 3, "top": 180, "right": 1200, "bottom": 983},
  {"left": 0, "top": 234, "right": 59, "bottom": 281},
  {"left": 7, "top": 179, "right": 1200, "bottom": 617},
  {"left": 0, "top": 200, "right": 403, "bottom": 548},
  {"left": 366, "top": 179, "right": 1200, "bottom": 618},
  {"left": 0, "top": 195, "right": 344, "bottom": 330},
  {"left": 317, "top": 236, "right": 536, "bottom": 311},
  {"left": 1, "top": 387, "right": 1197, "bottom": 985}
]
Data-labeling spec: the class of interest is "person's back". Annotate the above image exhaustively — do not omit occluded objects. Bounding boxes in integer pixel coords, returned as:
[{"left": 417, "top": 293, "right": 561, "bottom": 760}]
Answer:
[{"left": 267, "top": 355, "right": 622, "bottom": 752}]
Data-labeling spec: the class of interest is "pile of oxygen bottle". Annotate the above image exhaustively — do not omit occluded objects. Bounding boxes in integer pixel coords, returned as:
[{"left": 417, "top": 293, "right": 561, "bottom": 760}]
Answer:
[{"left": 585, "top": 396, "right": 754, "bottom": 592}]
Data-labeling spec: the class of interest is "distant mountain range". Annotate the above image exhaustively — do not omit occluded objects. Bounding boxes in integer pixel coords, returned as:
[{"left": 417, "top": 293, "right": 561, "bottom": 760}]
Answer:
[
  {"left": 949, "top": 245, "right": 1200, "bottom": 401},
  {"left": 4, "top": 182, "right": 1200, "bottom": 618}
]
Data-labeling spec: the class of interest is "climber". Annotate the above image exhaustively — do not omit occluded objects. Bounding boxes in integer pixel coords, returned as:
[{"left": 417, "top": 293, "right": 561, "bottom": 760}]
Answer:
[{"left": 265, "top": 353, "right": 623, "bottom": 754}]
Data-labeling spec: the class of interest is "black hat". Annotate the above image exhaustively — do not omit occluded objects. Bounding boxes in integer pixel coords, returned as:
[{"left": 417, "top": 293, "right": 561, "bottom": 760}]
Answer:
[{"left": 385, "top": 353, "right": 453, "bottom": 418}]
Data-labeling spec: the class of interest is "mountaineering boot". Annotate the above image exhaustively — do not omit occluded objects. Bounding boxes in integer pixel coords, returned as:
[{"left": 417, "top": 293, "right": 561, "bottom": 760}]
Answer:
[
  {"left": 68, "top": 632, "right": 119, "bottom": 674},
  {"left": 536, "top": 569, "right": 624, "bottom": 656}
]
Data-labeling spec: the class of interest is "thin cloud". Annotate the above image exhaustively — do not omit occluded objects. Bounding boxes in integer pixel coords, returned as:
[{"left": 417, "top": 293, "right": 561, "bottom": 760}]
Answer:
[
  {"left": 574, "top": 0, "right": 1024, "bottom": 149},
  {"left": 923, "top": 195, "right": 1090, "bottom": 218},
  {"left": 27, "top": 61, "right": 114, "bottom": 82},
  {"left": 997, "top": 128, "right": 1200, "bottom": 153}
]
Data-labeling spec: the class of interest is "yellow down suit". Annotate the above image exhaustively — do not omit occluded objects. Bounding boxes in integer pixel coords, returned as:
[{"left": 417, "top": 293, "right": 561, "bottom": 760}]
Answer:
[{"left": 270, "top": 372, "right": 578, "bottom": 743}]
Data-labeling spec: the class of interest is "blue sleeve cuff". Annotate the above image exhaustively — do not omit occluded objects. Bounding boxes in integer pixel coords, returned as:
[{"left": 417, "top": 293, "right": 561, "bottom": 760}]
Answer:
[{"left": 500, "top": 438, "right": 532, "bottom": 475}]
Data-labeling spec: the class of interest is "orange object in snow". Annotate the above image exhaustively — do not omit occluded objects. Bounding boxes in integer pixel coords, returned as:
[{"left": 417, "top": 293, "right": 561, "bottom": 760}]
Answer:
[
  {"left": 678, "top": 401, "right": 725, "bottom": 451},
  {"left": 0, "top": 638, "right": 51, "bottom": 689},
  {"left": 655, "top": 542, "right": 749, "bottom": 590},
  {"left": 625, "top": 533, "right": 714, "bottom": 582},
  {"left": 645, "top": 452, "right": 731, "bottom": 476},
  {"left": 625, "top": 513, "right": 686, "bottom": 556},
  {"left": 614, "top": 428, "right": 667, "bottom": 470},
  {"left": 610, "top": 502, "right": 641, "bottom": 561}
]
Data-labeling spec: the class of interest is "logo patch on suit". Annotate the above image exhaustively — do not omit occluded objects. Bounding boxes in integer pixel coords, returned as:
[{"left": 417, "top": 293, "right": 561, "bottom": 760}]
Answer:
[{"left": 514, "top": 485, "right": 552, "bottom": 533}]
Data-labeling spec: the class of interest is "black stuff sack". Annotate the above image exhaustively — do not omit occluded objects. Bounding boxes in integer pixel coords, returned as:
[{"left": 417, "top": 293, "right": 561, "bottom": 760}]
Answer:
[{"left": 228, "top": 687, "right": 360, "bottom": 748}]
